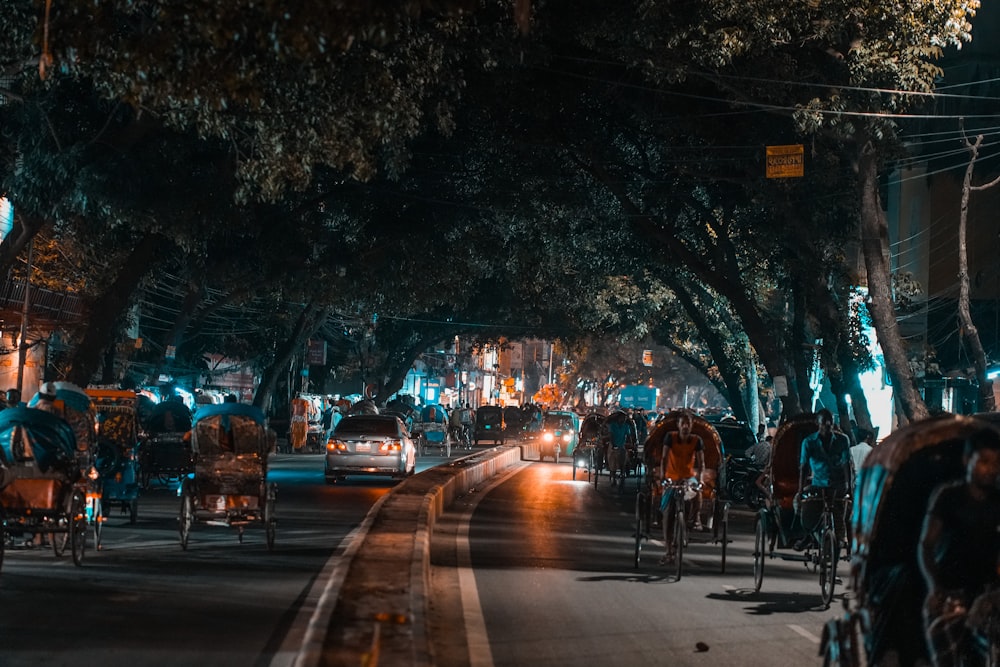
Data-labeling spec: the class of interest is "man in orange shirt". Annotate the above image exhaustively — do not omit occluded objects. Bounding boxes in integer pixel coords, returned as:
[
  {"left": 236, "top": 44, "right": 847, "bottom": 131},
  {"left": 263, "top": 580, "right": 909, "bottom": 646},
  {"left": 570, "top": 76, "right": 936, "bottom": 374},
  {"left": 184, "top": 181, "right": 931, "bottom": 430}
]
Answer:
[{"left": 659, "top": 411, "right": 705, "bottom": 564}]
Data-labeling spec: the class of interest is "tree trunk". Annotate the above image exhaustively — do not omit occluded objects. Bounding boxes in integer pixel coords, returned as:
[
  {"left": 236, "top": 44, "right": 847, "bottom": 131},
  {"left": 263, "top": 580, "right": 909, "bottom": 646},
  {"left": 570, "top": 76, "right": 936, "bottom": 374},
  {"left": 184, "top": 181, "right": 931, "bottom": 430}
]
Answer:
[
  {"left": 961, "top": 131, "right": 997, "bottom": 412},
  {"left": 253, "top": 303, "right": 332, "bottom": 413},
  {"left": 0, "top": 212, "right": 50, "bottom": 279},
  {"left": 671, "top": 284, "right": 751, "bottom": 422},
  {"left": 857, "top": 148, "right": 929, "bottom": 422},
  {"left": 66, "top": 233, "right": 167, "bottom": 386}
]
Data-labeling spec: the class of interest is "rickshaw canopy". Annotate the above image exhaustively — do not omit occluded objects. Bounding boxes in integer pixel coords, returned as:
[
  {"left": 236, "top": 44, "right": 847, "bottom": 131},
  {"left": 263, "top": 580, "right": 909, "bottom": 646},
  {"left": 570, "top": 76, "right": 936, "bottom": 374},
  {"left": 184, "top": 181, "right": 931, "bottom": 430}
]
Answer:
[
  {"left": 144, "top": 400, "right": 193, "bottom": 434},
  {"left": 0, "top": 406, "right": 79, "bottom": 475},
  {"left": 191, "top": 403, "right": 269, "bottom": 457},
  {"left": 27, "top": 381, "right": 96, "bottom": 452}
]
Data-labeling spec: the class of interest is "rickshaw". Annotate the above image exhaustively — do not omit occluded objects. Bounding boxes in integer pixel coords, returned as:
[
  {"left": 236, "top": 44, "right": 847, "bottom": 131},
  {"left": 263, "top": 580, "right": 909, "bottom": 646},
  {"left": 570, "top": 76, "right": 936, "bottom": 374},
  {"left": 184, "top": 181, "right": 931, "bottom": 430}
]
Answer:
[
  {"left": 138, "top": 399, "right": 193, "bottom": 488},
  {"left": 0, "top": 407, "right": 89, "bottom": 567},
  {"left": 27, "top": 382, "right": 103, "bottom": 549},
  {"left": 752, "top": 413, "right": 847, "bottom": 608},
  {"left": 86, "top": 389, "right": 141, "bottom": 524},
  {"left": 634, "top": 411, "right": 730, "bottom": 575},
  {"left": 178, "top": 403, "right": 277, "bottom": 550},
  {"left": 821, "top": 414, "right": 1000, "bottom": 667},
  {"left": 575, "top": 412, "right": 606, "bottom": 484},
  {"left": 413, "top": 404, "right": 452, "bottom": 457}
]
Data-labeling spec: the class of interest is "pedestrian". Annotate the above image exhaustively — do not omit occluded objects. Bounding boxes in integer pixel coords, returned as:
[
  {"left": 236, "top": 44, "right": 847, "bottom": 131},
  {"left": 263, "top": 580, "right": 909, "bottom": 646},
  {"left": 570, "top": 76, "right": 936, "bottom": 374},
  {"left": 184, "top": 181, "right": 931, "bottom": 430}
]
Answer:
[
  {"left": 605, "top": 410, "right": 633, "bottom": 488},
  {"left": 851, "top": 428, "right": 876, "bottom": 497},
  {"left": 34, "top": 382, "right": 59, "bottom": 414},
  {"left": 746, "top": 434, "right": 772, "bottom": 469}
]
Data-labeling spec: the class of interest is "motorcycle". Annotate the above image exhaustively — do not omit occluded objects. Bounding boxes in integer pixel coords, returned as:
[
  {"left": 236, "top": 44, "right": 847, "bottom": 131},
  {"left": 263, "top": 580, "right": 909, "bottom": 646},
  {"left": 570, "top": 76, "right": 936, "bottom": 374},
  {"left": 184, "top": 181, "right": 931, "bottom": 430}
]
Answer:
[{"left": 723, "top": 456, "right": 767, "bottom": 509}]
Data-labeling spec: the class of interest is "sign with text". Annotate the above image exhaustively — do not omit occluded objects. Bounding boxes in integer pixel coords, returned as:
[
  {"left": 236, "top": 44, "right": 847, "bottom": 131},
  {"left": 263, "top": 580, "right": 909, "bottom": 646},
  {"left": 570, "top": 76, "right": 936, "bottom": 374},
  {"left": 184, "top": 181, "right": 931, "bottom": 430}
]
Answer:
[
  {"left": 306, "top": 339, "right": 327, "bottom": 366},
  {"left": 766, "top": 144, "right": 804, "bottom": 178}
]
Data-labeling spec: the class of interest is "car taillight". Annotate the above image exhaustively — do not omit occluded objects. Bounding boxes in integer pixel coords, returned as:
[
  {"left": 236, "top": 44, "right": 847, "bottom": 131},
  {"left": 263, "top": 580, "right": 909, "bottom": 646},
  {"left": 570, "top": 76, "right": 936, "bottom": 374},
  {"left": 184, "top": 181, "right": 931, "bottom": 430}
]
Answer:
[
  {"left": 327, "top": 440, "right": 347, "bottom": 451},
  {"left": 379, "top": 440, "right": 402, "bottom": 452}
]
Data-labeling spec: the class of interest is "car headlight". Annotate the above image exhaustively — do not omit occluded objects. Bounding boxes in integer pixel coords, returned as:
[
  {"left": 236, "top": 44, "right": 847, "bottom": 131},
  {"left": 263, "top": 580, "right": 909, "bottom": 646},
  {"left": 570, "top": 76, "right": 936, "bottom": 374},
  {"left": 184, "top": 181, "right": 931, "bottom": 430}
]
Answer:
[
  {"left": 542, "top": 432, "right": 554, "bottom": 442},
  {"left": 562, "top": 434, "right": 572, "bottom": 443}
]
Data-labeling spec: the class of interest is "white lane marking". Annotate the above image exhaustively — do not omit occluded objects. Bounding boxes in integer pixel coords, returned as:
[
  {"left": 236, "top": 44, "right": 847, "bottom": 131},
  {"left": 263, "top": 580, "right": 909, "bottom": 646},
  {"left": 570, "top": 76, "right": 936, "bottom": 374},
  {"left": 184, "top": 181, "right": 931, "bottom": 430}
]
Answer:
[
  {"left": 279, "top": 492, "right": 392, "bottom": 667},
  {"left": 788, "top": 624, "right": 821, "bottom": 644},
  {"left": 457, "top": 464, "right": 529, "bottom": 667}
]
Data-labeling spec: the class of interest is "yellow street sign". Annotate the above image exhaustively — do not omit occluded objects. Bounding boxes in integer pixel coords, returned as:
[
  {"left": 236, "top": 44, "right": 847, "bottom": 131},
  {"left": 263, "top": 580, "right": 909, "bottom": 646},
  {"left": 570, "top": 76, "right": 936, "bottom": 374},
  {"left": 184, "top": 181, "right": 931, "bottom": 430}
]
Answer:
[{"left": 766, "top": 144, "right": 804, "bottom": 178}]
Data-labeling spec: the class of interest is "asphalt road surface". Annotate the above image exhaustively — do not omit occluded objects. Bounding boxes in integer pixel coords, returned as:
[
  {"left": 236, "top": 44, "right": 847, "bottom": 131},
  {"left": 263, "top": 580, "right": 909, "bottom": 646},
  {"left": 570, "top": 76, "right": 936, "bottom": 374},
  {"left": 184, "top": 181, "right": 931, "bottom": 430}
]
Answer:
[
  {"left": 2, "top": 451, "right": 846, "bottom": 667},
  {"left": 429, "top": 459, "right": 842, "bottom": 667}
]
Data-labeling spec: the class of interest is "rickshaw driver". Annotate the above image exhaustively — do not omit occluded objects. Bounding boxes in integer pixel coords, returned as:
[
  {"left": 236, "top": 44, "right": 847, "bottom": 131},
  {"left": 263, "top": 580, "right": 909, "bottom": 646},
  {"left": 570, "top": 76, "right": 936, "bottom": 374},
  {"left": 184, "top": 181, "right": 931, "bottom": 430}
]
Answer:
[
  {"left": 658, "top": 411, "right": 705, "bottom": 565},
  {"left": 794, "top": 408, "right": 852, "bottom": 552},
  {"left": 918, "top": 428, "right": 1000, "bottom": 667}
]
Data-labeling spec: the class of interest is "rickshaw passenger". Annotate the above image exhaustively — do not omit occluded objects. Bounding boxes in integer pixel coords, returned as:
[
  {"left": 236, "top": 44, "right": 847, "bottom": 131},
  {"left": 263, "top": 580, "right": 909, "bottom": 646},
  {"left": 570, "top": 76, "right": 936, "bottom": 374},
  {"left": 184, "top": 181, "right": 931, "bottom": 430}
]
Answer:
[
  {"left": 918, "top": 428, "right": 1000, "bottom": 667},
  {"left": 658, "top": 411, "right": 705, "bottom": 564},
  {"left": 795, "top": 408, "right": 852, "bottom": 550}
]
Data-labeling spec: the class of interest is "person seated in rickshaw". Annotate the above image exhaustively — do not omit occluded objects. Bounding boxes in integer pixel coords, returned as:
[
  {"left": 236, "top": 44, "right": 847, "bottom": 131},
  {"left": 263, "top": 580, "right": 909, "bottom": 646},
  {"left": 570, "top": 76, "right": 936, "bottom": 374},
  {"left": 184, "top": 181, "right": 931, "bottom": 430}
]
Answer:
[
  {"left": 658, "top": 410, "right": 705, "bottom": 564},
  {"left": 794, "top": 408, "right": 852, "bottom": 552},
  {"left": 918, "top": 427, "right": 1000, "bottom": 667}
]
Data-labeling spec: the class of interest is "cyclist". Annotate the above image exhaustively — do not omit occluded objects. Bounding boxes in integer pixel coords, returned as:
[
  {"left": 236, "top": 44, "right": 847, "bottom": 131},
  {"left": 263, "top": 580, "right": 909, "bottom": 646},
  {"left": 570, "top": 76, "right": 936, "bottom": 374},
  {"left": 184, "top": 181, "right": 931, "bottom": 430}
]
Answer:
[
  {"left": 658, "top": 410, "right": 705, "bottom": 565},
  {"left": 606, "top": 410, "right": 634, "bottom": 488},
  {"left": 795, "top": 408, "right": 852, "bottom": 552}
]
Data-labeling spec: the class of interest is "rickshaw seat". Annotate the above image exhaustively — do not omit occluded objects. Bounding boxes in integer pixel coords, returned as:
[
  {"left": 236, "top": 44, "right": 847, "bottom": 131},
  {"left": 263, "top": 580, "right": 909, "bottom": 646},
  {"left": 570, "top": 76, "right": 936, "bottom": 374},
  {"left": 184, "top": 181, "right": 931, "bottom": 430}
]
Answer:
[{"left": 0, "top": 477, "right": 62, "bottom": 510}]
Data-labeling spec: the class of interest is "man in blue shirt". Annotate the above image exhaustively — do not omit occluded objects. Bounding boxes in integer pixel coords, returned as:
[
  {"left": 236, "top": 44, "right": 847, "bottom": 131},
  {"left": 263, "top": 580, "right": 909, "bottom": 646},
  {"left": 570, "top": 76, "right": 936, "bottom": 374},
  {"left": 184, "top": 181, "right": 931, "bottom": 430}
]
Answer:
[{"left": 795, "top": 408, "right": 852, "bottom": 550}]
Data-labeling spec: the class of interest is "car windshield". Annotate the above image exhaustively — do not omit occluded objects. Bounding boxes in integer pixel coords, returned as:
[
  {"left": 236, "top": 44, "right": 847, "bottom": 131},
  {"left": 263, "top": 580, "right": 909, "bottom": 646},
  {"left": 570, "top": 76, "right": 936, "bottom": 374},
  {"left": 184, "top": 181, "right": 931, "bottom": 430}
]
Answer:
[
  {"left": 335, "top": 418, "right": 398, "bottom": 437},
  {"left": 544, "top": 415, "right": 574, "bottom": 430}
]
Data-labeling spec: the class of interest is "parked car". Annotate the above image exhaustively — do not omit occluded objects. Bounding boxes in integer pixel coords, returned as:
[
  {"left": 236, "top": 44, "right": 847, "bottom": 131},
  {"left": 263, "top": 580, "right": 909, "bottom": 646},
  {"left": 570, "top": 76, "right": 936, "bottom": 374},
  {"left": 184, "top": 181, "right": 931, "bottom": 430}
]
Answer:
[
  {"left": 539, "top": 410, "right": 581, "bottom": 461},
  {"left": 475, "top": 406, "right": 506, "bottom": 445},
  {"left": 324, "top": 414, "right": 416, "bottom": 483}
]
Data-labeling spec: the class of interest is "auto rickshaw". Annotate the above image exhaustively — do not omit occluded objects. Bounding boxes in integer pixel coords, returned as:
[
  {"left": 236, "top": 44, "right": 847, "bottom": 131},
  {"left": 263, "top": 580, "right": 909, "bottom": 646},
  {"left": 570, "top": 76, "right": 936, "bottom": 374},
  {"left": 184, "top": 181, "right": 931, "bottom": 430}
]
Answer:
[
  {"left": 178, "top": 403, "right": 277, "bottom": 550},
  {"left": 0, "top": 407, "right": 89, "bottom": 567},
  {"left": 86, "top": 388, "right": 141, "bottom": 524},
  {"left": 635, "top": 410, "right": 729, "bottom": 573},
  {"left": 821, "top": 414, "right": 1000, "bottom": 666},
  {"left": 138, "top": 399, "right": 193, "bottom": 488}
]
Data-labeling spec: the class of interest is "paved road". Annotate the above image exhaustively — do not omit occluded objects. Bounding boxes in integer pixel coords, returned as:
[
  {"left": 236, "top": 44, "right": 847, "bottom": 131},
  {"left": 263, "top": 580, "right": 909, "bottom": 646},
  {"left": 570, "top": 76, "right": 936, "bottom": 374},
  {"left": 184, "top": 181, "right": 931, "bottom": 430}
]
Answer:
[
  {"left": 430, "top": 460, "right": 843, "bottom": 667},
  {"left": 0, "top": 452, "right": 450, "bottom": 667}
]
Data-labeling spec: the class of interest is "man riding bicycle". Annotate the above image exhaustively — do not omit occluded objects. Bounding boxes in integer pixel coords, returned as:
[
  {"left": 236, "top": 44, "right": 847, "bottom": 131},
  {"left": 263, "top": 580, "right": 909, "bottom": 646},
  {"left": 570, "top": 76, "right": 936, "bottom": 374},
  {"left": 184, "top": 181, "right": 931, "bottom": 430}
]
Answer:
[
  {"left": 659, "top": 411, "right": 704, "bottom": 565},
  {"left": 795, "top": 408, "right": 852, "bottom": 552}
]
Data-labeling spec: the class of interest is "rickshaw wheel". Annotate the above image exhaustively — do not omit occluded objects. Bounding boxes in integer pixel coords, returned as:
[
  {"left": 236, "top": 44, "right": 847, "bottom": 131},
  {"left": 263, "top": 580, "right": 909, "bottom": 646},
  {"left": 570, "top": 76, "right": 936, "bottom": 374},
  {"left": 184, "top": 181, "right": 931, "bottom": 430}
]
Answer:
[
  {"left": 718, "top": 501, "right": 729, "bottom": 574},
  {"left": 70, "top": 491, "right": 86, "bottom": 566},
  {"left": 264, "top": 483, "right": 277, "bottom": 551},
  {"left": 753, "top": 513, "right": 767, "bottom": 592},
  {"left": 128, "top": 498, "right": 138, "bottom": 525},
  {"left": 179, "top": 492, "right": 193, "bottom": 550},
  {"left": 819, "top": 529, "right": 838, "bottom": 607},
  {"left": 0, "top": 524, "right": 4, "bottom": 572},
  {"left": 51, "top": 528, "right": 68, "bottom": 557}
]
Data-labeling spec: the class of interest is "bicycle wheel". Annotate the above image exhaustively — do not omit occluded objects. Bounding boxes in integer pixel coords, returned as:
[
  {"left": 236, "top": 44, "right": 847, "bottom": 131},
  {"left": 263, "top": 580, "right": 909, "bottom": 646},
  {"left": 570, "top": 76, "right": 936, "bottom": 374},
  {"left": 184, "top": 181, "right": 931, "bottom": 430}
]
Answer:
[
  {"left": 88, "top": 494, "right": 103, "bottom": 551},
  {"left": 819, "top": 527, "right": 838, "bottom": 607},
  {"left": 673, "top": 507, "right": 685, "bottom": 580},
  {"left": 264, "top": 483, "right": 277, "bottom": 551},
  {"left": 70, "top": 491, "right": 86, "bottom": 566},
  {"left": 753, "top": 513, "right": 766, "bottom": 592},
  {"left": 179, "top": 491, "right": 193, "bottom": 550},
  {"left": 634, "top": 491, "right": 646, "bottom": 568}
]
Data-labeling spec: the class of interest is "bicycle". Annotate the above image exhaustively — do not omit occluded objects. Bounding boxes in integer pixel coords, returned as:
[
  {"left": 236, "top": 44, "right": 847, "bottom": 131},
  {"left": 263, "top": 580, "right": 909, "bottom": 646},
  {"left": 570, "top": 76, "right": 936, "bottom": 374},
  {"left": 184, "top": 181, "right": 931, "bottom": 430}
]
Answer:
[
  {"left": 793, "top": 488, "right": 848, "bottom": 607},
  {"left": 660, "top": 477, "right": 702, "bottom": 581}
]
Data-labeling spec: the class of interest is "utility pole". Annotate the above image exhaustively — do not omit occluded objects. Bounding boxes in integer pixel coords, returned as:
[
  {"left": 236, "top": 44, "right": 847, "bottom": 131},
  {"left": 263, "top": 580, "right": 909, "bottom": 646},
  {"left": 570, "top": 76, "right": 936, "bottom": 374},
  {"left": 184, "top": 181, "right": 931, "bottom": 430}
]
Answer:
[{"left": 16, "top": 238, "right": 33, "bottom": 396}]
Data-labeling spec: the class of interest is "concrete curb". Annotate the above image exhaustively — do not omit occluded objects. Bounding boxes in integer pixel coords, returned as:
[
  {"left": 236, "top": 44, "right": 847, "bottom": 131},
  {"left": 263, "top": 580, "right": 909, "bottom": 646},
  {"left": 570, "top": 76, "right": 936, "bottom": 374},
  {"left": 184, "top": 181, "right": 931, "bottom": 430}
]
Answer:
[{"left": 313, "top": 445, "right": 524, "bottom": 666}]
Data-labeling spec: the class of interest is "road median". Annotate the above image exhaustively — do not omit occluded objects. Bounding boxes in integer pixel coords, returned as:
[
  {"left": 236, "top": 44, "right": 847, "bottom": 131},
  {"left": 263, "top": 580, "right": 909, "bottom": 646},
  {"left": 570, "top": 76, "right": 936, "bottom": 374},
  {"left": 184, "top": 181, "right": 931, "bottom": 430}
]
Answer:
[{"left": 304, "top": 445, "right": 524, "bottom": 667}]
